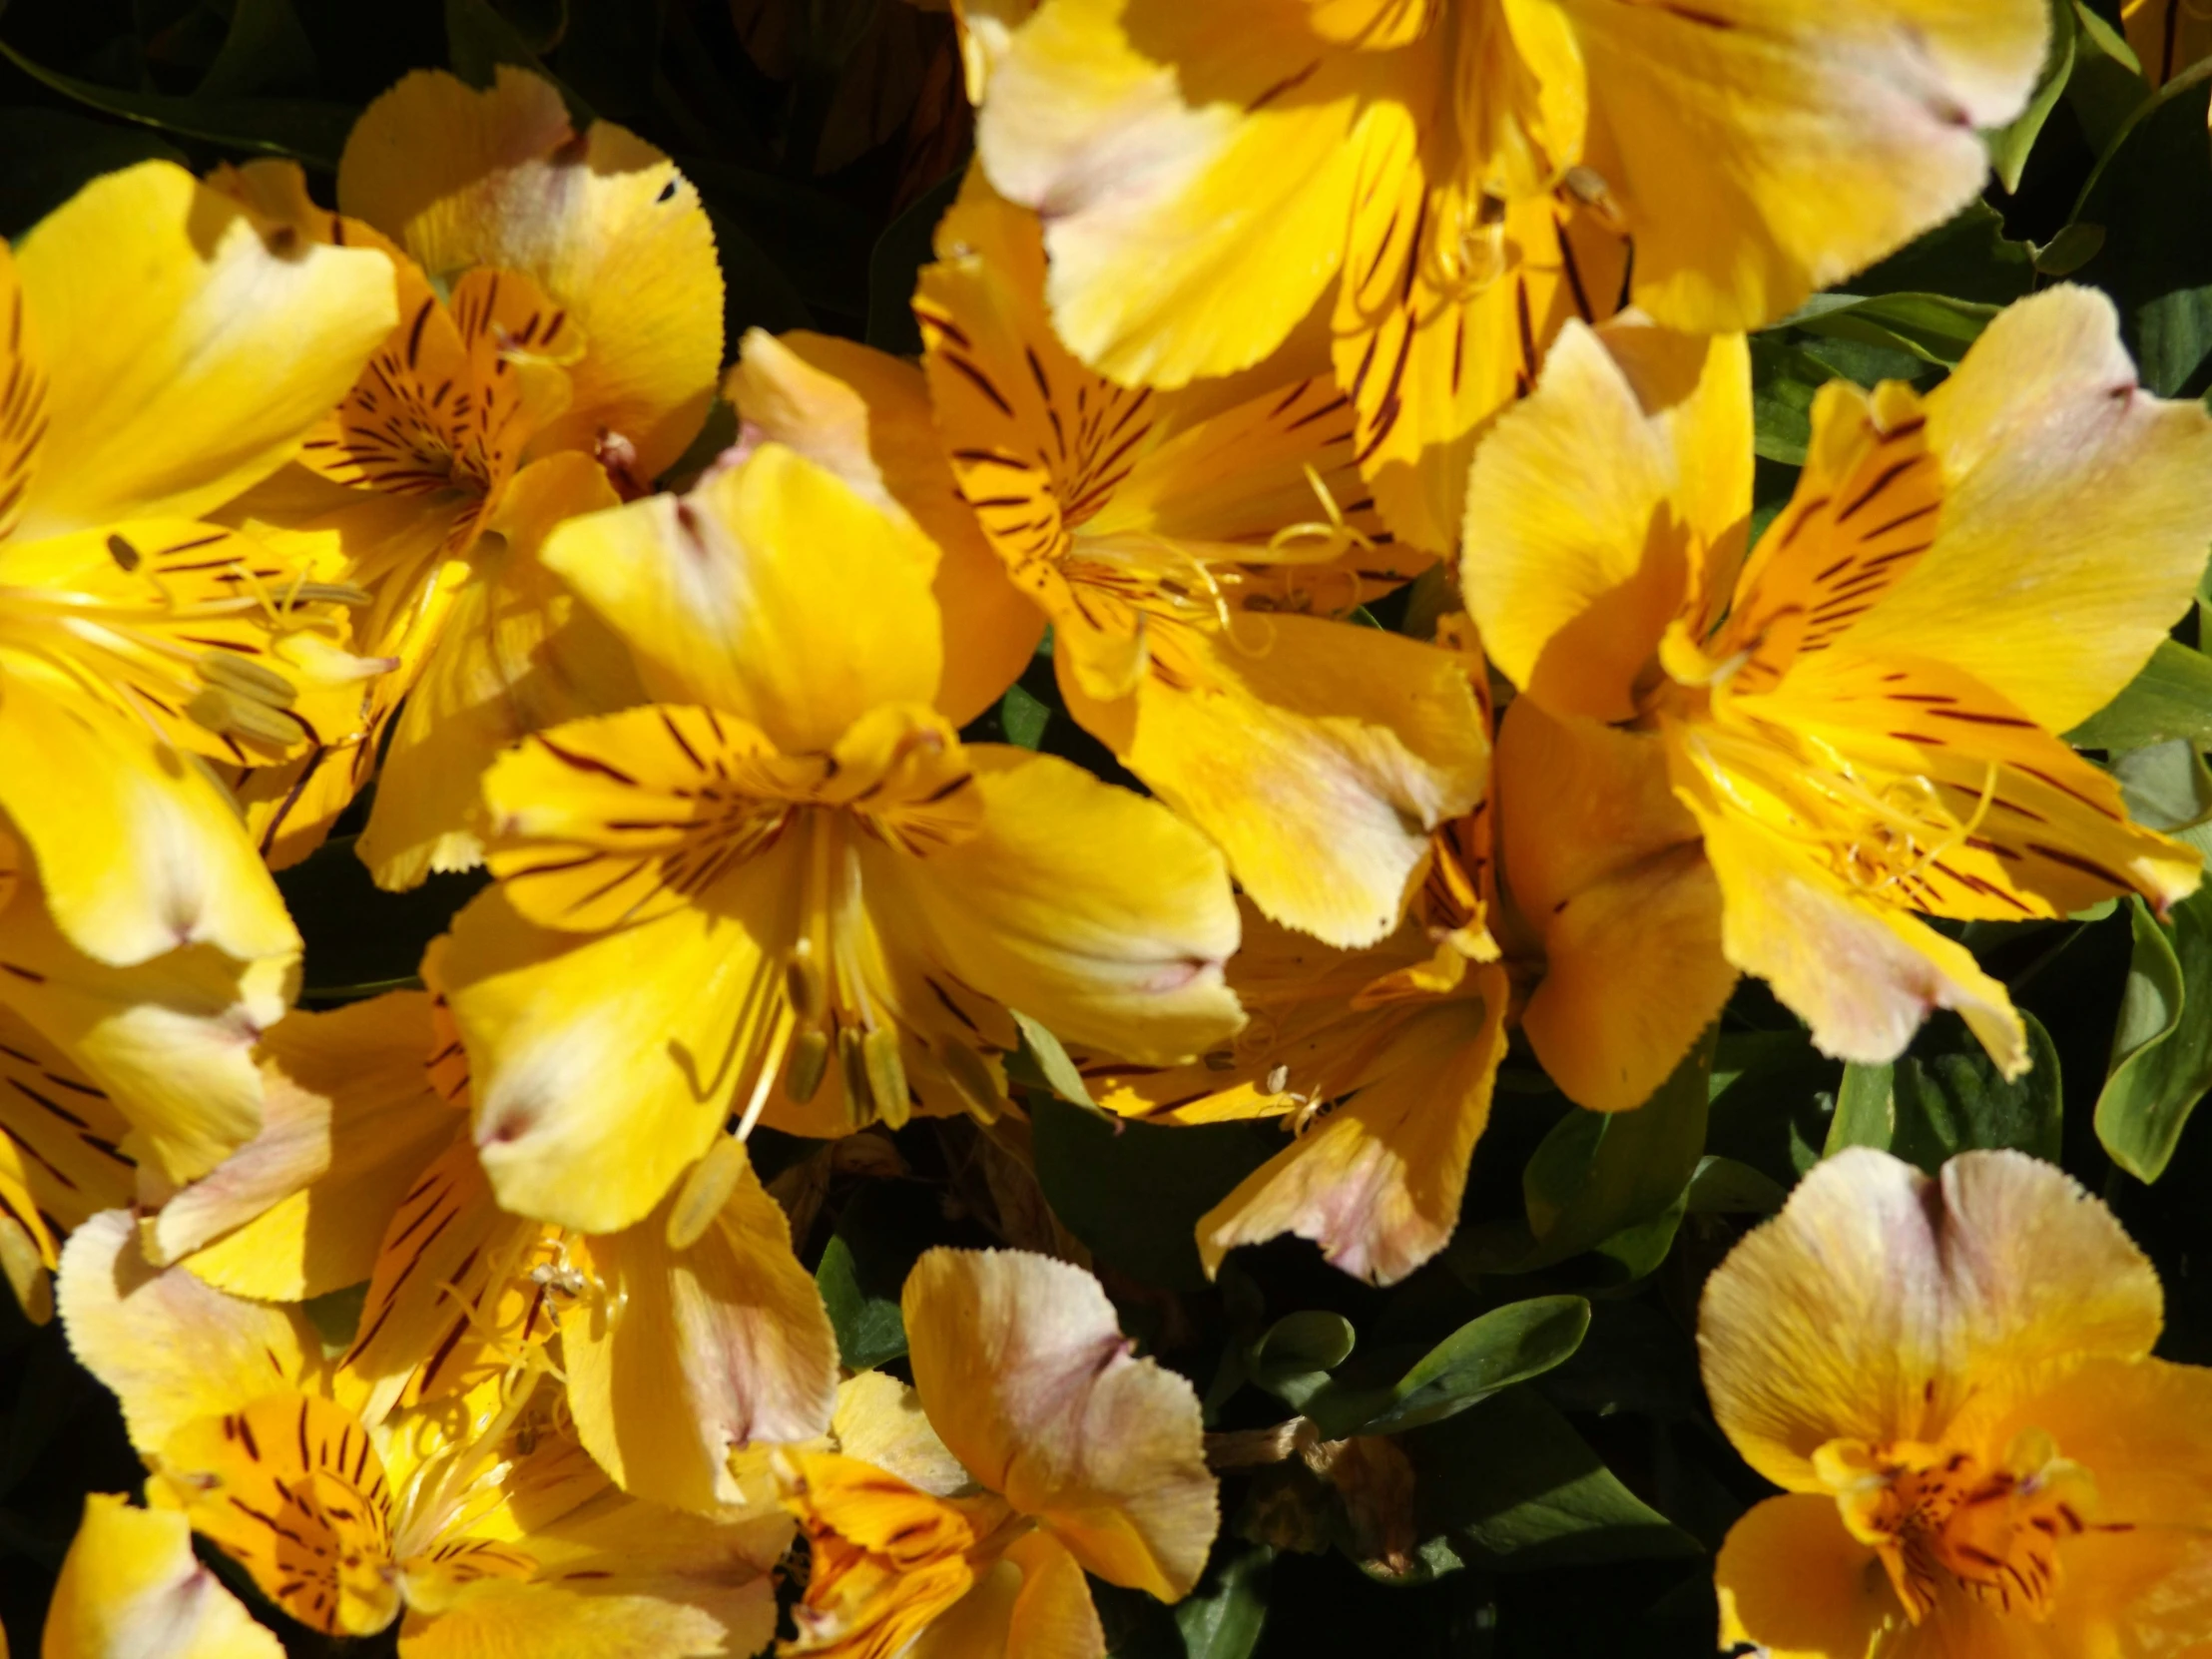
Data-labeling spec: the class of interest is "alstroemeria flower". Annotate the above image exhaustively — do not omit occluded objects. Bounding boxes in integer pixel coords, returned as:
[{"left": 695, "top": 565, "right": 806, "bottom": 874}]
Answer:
[
  {"left": 2122, "top": 0, "right": 2212, "bottom": 85},
  {"left": 221, "top": 66, "right": 716, "bottom": 882},
  {"left": 148, "top": 983, "right": 839, "bottom": 1519},
  {"left": 436, "top": 436, "right": 1243, "bottom": 1235},
  {"left": 58, "top": 1209, "right": 791, "bottom": 1657},
  {"left": 915, "top": 172, "right": 1488, "bottom": 947},
  {"left": 1702, "top": 1148, "right": 2212, "bottom": 1656},
  {"left": 0, "top": 163, "right": 396, "bottom": 1197},
  {"left": 779, "top": 1248, "right": 1217, "bottom": 1658},
  {"left": 41, "top": 1493, "right": 284, "bottom": 1659},
  {"left": 963, "top": 0, "right": 2044, "bottom": 550},
  {"left": 1090, "top": 620, "right": 1508, "bottom": 1286},
  {"left": 1462, "top": 288, "right": 2212, "bottom": 1110}
]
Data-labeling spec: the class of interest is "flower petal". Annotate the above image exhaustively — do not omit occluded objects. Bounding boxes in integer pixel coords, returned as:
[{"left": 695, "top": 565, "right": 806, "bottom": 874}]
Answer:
[
  {"left": 338, "top": 67, "right": 721, "bottom": 478},
  {"left": 904, "top": 1247, "right": 1218, "bottom": 1599},
  {"left": 1197, "top": 983, "right": 1506, "bottom": 1286},
  {"left": 541, "top": 443, "right": 942, "bottom": 754},
  {"left": 1568, "top": 0, "right": 2046, "bottom": 330},
  {"left": 1696, "top": 1147, "right": 2162, "bottom": 1491},
  {"left": 0, "top": 1000, "right": 135, "bottom": 1259},
  {"left": 857, "top": 746, "right": 1244, "bottom": 1066},
  {"left": 57, "top": 1209, "right": 315, "bottom": 1453},
  {"left": 42, "top": 1493, "right": 285, "bottom": 1659},
  {"left": 1713, "top": 1492, "right": 1894, "bottom": 1659},
  {"left": 561, "top": 1141, "right": 839, "bottom": 1514},
  {"left": 725, "top": 328, "right": 1043, "bottom": 729},
  {"left": 975, "top": 0, "right": 1383, "bottom": 386},
  {"left": 1498, "top": 697, "right": 1735, "bottom": 1112},
  {"left": 1840, "top": 285, "right": 2212, "bottom": 734},
  {"left": 160, "top": 993, "right": 456, "bottom": 1300},
  {"left": 1462, "top": 318, "right": 1748, "bottom": 722},
  {"left": 11, "top": 161, "right": 394, "bottom": 540}
]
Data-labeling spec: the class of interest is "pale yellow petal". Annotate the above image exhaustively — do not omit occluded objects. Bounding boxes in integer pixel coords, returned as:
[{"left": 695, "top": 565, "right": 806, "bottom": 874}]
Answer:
[
  {"left": 831, "top": 1370, "right": 971, "bottom": 1499},
  {"left": 42, "top": 1493, "right": 285, "bottom": 1659},
  {"left": 338, "top": 67, "right": 721, "bottom": 478},
  {"left": 164, "top": 993, "right": 456, "bottom": 1300},
  {"left": 1198, "top": 983, "right": 1505, "bottom": 1286},
  {"left": 10, "top": 162, "right": 394, "bottom": 539},
  {"left": 562, "top": 1142, "right": 838, "bottom": 1514},
  {"left": 1696, "top": 1147, "right": 2161, "bottom": 1491},
  {"left": 1568, "top": 0, "right": 2046, "bottom": 330},
  {"left": 857, "top": 746, "right": 1244, "bottom": 1066},
  {"left": 724, "top": 329, "right": 1042, "bottom": 729},
  {"left": 1498, "top": 697, "right": 1736, "bottom": 1112},
  {"left": 1840, "top": 285, "right": 2212, "bottom": 734},
  {"left": 56, "top": 1209, "right": 314, "bottom": 1452},
  {"left": 541, "top": 444, "right": 942, "bottom": 754},
  {"left": 441, "top": 843, "right": 803, "bottom": 1234},
  {"left": 904, "top": 1247, "right": 1218, "bottom": 1599}
]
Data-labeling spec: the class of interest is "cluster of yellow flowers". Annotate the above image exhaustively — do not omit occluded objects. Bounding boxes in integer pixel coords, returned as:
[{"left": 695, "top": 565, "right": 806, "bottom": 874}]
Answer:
[{"left": 6, "top": 3, "right": 2212, "bottom": 1655}]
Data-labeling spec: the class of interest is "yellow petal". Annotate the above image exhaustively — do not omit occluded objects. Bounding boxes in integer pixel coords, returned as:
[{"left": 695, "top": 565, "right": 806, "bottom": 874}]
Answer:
[
  {"left": 1197, "top": 982, "right": 1506, "bottom": 1286},
  {"left": 910, "top": 1531, "right": 1108, "bottom": 1659},
  {"left": 974, "top": 0, "right": 1384, "bottom": 386},
  {"left": 395, "top": 1578, "right": 765, "bottom": 1659},
  {"left": 0, "top": 671, "right": 299, "bottom": 970},
  {"left": 1672, "top": 735, "right": 2027, "bottom": 1076},
  {"left": 1712, "top": 1493, "right": 1894, "bottom": 1659},
  {"left": 1092, "top": 615, "right": 1487, "bottom": 948},
  {"left": 0, "top": 240, "right": 45, "bottom": 544},
  {"left": 11, "top": 161, "right": 394, "bottom": 540},
  {"left": 1571, "top": 0, "right": 2047, "bottom": 331},
  {"left": 1838, "top": 285, "right": 2212, "bottom": 734},
  {"left": 781, "top": 1449, "right": 991, "bottom": 1657},
  {"left": 561, "top": 1141, "right": 839, "bottom": 1514},
  {"left": 42, "top": 1493, "right": 285, "bottom": 1659},
  {"left": 831, "top": 1370, "right": 971, "bottom": 1499},
  {"left": 1462, "top": 318, "right": 1748, "bottom": 721},
  {"left": 56, "top": 1209, "right": 315, "bottom": 1453},
  {"left": 338, "top": 67, "right": 721, "bottom": 478},
  {"left": 0, "top": 859, "right": 287, "bottom": 1187},
  {"left": 355, "top": 453, "right": 640, "bottom": 890},
  {"left": 163, "top": 993, "right": 457, "bottom": 1300},
  {"left": 1986, "top": 1356, "right": 2212, "bottom": 1532},
  {"left": 1697, "top": 1147, "right": 2162, "bottom": 1492},
  {"left": 725, "top": 328, "right": 1043, "bottom": 729},
  {"left": 1308, "top": 0, "right": 1439, "bottom": 48},
  {"left": 1497, "top": 697, "right": 1736, "bottom": 1112},
  {"left": 156, "top": 1389, "right": 400, "bottom": 1636},
  {"left": 541, "top": 443, "right": 942, "bottom": 754},
  {"left": 904, "top": 1247, "right": 1217, "bottom": 1599},
  {"left": 0, "top": 1000, "right": 135, "bottom": 1253},
  {"left": 441, "top": 863, "right": 800, "bottom": 1234},
  {"left": 858, "top": 746, "right": 1244, "bottom": 1066}
]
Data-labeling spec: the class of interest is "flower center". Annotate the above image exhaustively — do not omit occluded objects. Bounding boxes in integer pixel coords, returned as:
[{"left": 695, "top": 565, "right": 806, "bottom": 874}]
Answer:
[{"left": 1817, "top": 1432, "right": 2099, "bottom": 1623}]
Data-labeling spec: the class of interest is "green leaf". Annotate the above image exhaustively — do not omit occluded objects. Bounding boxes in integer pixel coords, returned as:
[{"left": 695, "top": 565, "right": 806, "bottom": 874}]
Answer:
[
  {"left": 1773, "top": 291, "right": 1998, "bottom": 367},
  {"left": 1004, "top": 1010, "right": 1096, "bottom": 1108},
  {"left": 2097, "top": 892, "right": 2212, "bottom": 1181},
  {"left": 1174, "top": 1542, "right": 1273, "bottom": 1659},
  {"left": 1248, "top": 1311, "right": 1357, "bottom": 1398},
  {"left": 2071, "top": 58, "right": 2212, "bottom": 395},
  {"left": 2066, "top": 640, "right": 2212, "bottom": 751},
  {"left": 1306, "top": 1296, "right": 1591, "bottom": 1439},
  {"left": 445, "top": 0, "right": 583, "bottom": 110},
  {"left": 1403, "top": 1387, "right": 1701, "bottom": 1571},
  {"left": 1461, "top": 1026, "right": 1714, "bottom": 1280},
  {"left": 1682, "top": 1155, "right": 1786, "bottom": 1217},
  {"left": 1848, "top": 201, "right": 2034, "bottom": 305},
  {"left": 867, "top": 170, "right": 960, "bottom": 354},
  {"left": 1825, "top": 1057, "right": 1897, "bottom": 1155},
  {"left": 2067, "top": 0, "right": 2152, "bottom": 155},
  {"left": 0, "top": 37, "right": 356, "bottom": 171},
  {"left": 1984, "top": 0, "right": 2075, "bottom": 193},
  {"left": 999, "top": 681, "right": 1052, "bottom": 749},
  {"left": 1030, "top": 1096, "right": 1280, "bottom": 1290},
  {"left": 815, "top": 1183, "right": 935, "bottom": 1370},
  {"left": 1878, "top": 1011, "right": 2065, "bottom": 1174},
  {"left": 2032, "top": 221, "right": 2106, "bottom": 276}
]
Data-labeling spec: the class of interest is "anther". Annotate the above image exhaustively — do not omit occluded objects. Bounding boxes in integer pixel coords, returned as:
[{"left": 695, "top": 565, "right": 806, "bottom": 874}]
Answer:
[
  {"left": 837, "top": 1028, "right": 873, "bottom": 1129},
  {"left": 863, "top": 1029, "right": 911, "bottom": 1131},
  {"left": 667, "top": 1133, "right": 750, "bottom": 1251},
  {"left": 197, "top": 650, "right": 299, "bottom": 707},
  {"left": 785, "top": 941, "right": 826, "bottom": 1024},
  {"left": 783, "top": 1029, "right": 830, "bottom": 1104},
  {"left": 188, "top": 686, "right": 301, "bottom": 747}
]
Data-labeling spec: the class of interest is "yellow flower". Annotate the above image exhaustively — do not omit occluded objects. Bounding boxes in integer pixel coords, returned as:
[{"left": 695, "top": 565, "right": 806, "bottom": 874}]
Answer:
[
  {"left": 1091, "top": 621, "right": 1508, "bottom": 1285},
  {"left": 221, "top": 67, "right": 718, "bottom": 883},
  {"left": 1462, "top": 287, "right": 2212, "bottom": 1110},
  {"left": 436, "top": 435, "right": 1244, "bottom": 1236},
  {"left": 963, "top": 0, "right": 2045, "bottom": 549},
  {"left": 58, "top": 1208, "right": 791, "bottom": 1655},
  {"left": 913, "top": 171, "right": 1489, "bottom": 947},
  {"left": 0, "top": 162, "right": 396, "bottom": 1197},
  {"left": 42, "top": 1493, "right": 283, "bottom": 1659},
  {"left": 2123, "top": 0, "right": 2212, "bottom": 85},
  {"left": 1701, "top": 1148, "right": 2212, "bottom": 1655},
  {"left": 140, "top": 983, "right": 838, "bottom": 1518},
  {"left": 780, "top": 1247, "right": 1217, "bottom": 1658}
]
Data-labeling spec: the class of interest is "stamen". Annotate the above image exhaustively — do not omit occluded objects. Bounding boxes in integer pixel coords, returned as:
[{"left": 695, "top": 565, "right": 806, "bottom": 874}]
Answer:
[
  {"left": 862, "top": 1029, "right": 911, "bottom": 1130},
  {"left": 783, "top": 1030, "right": 830, "bottom": 1105},
  {"left": 667, "top": 1132, "right": 750, "bottom": 1250}
]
